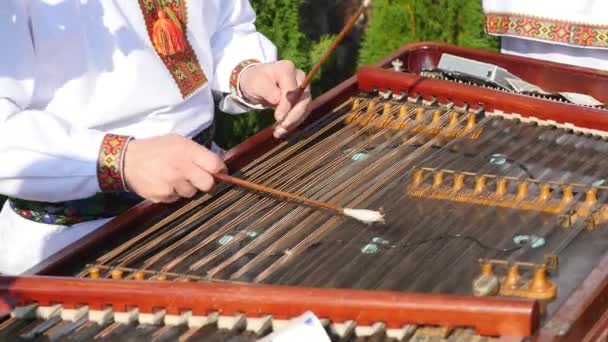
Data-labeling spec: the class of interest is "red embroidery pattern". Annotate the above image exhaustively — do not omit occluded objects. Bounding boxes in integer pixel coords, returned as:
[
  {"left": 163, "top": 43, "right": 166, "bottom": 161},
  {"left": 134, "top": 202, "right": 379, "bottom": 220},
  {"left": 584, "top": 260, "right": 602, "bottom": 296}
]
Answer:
[
  {"left": 138, "top": 0, "right": 207, "bottom": 98},
  {"left": 485, "top": 13, "right": 608, "bottom": 49},
  {"left": 97, "top": 134, "right": 132, "bottom": 192},
  {"left": 230, "top": 59, "right": 261, "bottom": 98}
]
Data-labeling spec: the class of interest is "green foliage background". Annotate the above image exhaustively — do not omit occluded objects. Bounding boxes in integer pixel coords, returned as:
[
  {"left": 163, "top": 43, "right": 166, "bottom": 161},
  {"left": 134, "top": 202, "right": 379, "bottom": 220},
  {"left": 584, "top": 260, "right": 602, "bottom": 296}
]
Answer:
[
  {"left": 216, "top": 0, "right": 498, "bottom": 149},
  {"left": 358, "top": 0, "right": 498, "bottom": 66}
]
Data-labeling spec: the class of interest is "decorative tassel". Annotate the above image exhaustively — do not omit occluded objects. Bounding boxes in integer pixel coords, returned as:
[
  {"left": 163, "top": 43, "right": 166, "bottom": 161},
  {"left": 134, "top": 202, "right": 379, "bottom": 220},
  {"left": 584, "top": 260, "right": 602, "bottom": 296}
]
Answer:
[{"left": 152, "top": 9, "right": 186, "bottom": 56}]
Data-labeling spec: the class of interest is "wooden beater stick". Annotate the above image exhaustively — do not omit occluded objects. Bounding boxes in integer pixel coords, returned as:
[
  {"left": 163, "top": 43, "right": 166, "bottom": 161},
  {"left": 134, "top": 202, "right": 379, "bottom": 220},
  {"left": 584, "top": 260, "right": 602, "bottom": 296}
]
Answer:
[
  {"left": 284, "top": 5, "right": 367, "bottom": 106},
  {"left": 214, "top": 173, "right": 385, "bottom": 225}
]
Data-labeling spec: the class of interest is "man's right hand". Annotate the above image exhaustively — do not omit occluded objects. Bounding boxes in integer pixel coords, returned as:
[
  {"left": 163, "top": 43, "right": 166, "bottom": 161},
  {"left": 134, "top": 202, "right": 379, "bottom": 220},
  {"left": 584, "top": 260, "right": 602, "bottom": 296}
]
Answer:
[{"left": 123, "top": 134, "right": 226, "bottom": 203}]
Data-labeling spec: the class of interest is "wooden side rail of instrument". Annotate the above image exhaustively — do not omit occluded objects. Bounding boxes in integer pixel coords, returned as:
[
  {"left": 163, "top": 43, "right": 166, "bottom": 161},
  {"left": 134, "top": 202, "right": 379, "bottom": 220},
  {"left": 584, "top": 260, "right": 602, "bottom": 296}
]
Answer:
[
  {"left": 0, "top": 276, "right": 539, "bottom": 337},
  {"left": 356, "top": 66, "right": 608, "bottom": 134}
]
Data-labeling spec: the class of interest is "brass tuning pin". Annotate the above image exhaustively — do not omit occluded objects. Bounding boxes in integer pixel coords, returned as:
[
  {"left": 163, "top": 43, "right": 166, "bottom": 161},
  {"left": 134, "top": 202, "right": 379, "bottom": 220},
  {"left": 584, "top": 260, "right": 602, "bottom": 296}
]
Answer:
[
  {"left": 496, "top": 179, "right": 508, "bottom": 197},
  {"left": 412, "top": 169, "right": 424, "bottom": 187},
  {"left": 383, "top": 103, "right": 392, "bottom": 115},
  {"left": 448, "top": 112, "right": 459, "bottom": 127},
  {"left": 134, "top": 272, "right": 146, "bottom": 281},
  {"left": 394, "top": 105, "right": 410, "bottom": 129},
  {"left": 352, "top": 98, "right": 361, "bottom": 111},
  {"left": 474, "top": 176, "right": 487, "bottom": 194},
  {"left": 399, "top": 105, "right": 409, "bottom": 119},
  {"left": 111, "top": 269, "right": 124, "bottom": 280},
  {"left": 585, "top": 188, "right": 598, "bottom": 207},
  {"left": 502, "top": 264, "right": 520, "bottom": 290},
  {"left": 415, "top": 107, "right": 425, "bottom": 121},
  {"left": 561, "top": 185, "right": 574, "bottom": 205},
  {"left": 464, "top": 114, "right": 476, "bottom": 131},
  {"left": 453, "top": 174, "right": 465, "bottom": 192},
  {"left": 367, "top": 100, "right": 376, "bottom": 114},
  {"left": 88, "top": 267, "right": 100, "bottom": 279},
  {"left": 432, "top": 171, "right": 444, "bottom": 188},
  {"left": 431, "top": 110, "right": 442, "bottom": 124},
  {"left": 538, "top": 183, "right": 551, "bottom": 203},
  {"left": 376, "top": 103, "right": 393, "bottom": 128},
  {"left": 516, "top": 181, "right": 528, "bottom": 201},
  {"left": 529, "top": 266, "right": 557, "bottom": 300}
]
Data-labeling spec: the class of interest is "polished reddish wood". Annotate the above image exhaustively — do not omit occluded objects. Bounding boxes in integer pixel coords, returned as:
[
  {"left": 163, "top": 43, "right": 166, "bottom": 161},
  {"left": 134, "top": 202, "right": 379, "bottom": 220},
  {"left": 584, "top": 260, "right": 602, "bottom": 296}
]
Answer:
[
  {"left": 583, "top": 310, "right": 608, "bottom": 342},
  {"left": 0, "top": 276, "right": 538, "bottom": 337},
  {"left": 534, "top": 253, "right": 608, "bottom": 342},
  {"left": 0, "top": 294, "right": 15, "bottom": 318},
  {"left": 357, "top": 66, "right": 608, "bottom": 132}
]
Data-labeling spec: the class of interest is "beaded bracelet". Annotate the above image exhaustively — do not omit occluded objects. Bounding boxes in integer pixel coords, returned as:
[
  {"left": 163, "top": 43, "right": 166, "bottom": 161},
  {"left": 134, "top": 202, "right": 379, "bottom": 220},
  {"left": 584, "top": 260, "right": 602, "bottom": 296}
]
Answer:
[{"left": 229, "top": 59, "right": 267, "bottom": 110}]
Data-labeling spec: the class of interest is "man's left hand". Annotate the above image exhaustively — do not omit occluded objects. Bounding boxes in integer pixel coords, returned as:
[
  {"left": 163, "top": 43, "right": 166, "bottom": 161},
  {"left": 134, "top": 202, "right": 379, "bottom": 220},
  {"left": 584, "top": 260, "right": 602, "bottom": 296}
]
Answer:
[{"left": 238, "top": 60, "right": 312, "bottom": 139}]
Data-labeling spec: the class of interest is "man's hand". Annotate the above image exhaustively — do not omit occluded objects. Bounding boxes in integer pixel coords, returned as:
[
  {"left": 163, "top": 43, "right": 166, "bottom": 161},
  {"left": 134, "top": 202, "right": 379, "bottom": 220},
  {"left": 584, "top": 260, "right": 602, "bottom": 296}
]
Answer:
[
  {"left": 123, "top": 134, "right": 226, "bottom": 203},
  {"left": 238, "top": 60, "right": 312, "bottom": 139}
]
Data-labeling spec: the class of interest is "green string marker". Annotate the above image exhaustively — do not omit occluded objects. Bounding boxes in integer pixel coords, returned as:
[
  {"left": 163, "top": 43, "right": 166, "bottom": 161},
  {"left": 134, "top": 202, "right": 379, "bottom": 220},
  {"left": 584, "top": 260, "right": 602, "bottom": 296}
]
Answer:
[
  {"left": 352, "top": 152, "right": 368, "bottom": 161},
  {"left": 513, "top": 235, "right": 545, "bottom": 249},
  {"left": 361, "top": 243, "right": 379, "bottom": 254},
  {"left": 218, "top": 235, "right": 234, "bottom": 246},
  {"left": 489, "top": 153, "right": 508, "bottom": 166}
]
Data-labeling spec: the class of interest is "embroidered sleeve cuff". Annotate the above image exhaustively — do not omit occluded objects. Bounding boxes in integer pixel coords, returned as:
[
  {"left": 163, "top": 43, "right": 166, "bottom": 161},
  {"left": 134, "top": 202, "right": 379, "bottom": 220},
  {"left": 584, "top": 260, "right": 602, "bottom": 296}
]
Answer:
[
  {"left": 97, "top": 134, "right": 133, "bottom": 192},
  {"left": 229, "top": 59, "right": 267, "bottom": 110}
]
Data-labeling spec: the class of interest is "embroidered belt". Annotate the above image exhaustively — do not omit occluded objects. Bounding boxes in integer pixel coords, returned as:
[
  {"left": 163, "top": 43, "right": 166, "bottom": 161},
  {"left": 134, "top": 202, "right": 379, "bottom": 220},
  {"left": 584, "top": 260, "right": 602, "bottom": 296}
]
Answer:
[{"left": 9, "top": 126, "right": 215, "bottom": 226}]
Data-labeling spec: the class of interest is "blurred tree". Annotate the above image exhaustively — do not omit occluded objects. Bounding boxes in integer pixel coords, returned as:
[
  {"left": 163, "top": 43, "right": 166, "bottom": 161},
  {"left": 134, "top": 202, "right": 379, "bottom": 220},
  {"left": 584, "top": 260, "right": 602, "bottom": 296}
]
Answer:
[{"left": 358, "top": 0, "right": 498, "bottom": 66}]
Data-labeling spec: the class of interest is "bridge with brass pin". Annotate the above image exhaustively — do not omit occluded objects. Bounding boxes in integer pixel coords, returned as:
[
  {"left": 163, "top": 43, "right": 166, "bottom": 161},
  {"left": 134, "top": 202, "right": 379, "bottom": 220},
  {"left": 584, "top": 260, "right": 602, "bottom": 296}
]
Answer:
[
  {"left": 344, "top": 96, "right": 483, "bottom": 139},
  {"left": 408, "top": 167, "right": 608, "bottom": 230},
  {"left": 473, "top": 258, "right": 558, "bottom": 300}
]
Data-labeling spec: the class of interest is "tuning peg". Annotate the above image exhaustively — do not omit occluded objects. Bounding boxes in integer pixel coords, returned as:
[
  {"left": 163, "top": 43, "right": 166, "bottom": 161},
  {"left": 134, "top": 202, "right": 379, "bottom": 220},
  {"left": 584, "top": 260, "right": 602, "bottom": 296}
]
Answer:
[
  {"left": 394, "top": 106, "right": 410, "bottom": 129},
  {"left": 474, "top": 176, "right": 487, "bottom": 194},
  {"left": 433, "top": 171, "right": 444, "bottom": 188},
  {"left": 464, "top": 114, "right": 476, "bottom": 131},
  {"left": 432, "top": 110, "right": 442, "bottom": 124},
  {"left": 585, "top": 188, "right": 597, "bottom": 206},
  {"left": 529, "top": 267, "right": 557, "bottom": 299},
  {"left": 448, "top": 112, "right": 459, "bottom": 127},
  {"left": 383, "top": 103, "right": 392, "bottom": 115},
  {"left": 134, "top": 272, "right": 146, "bottom": 281},
  {"left": 88, "top": 267, "right": 100, "bottom": 279},
  {"left": 503, "top": 264, "right": 520, "bottom": 290},
  {"left": 496, "top": 179, "right": 508, "bottom": 197},
  {"left": 413, "top": 169, "right": 424, "bottom": 187},
  {"left": 538, "top": 184, "right": 551, "bottom": 203},
  {"left": 561, "top": 185, "right": 574, "bottom": 204},
  {"left": 399, "top": 105, "right": 409, "bottom": 119},
  {"left": 367, "top": 101, "right": 376, "bottom": 114},
  {"left": 453, "top": 174, "right": 465, "bottom": 191},
  {"left": 111, "top": 269, "right": 124, "bottom": 280},
  {"left": 415, "top": 107, "right": 425, "bottom": 121},
  {"left": 516, "top": 181, "right": 528, "bottom": 201}
]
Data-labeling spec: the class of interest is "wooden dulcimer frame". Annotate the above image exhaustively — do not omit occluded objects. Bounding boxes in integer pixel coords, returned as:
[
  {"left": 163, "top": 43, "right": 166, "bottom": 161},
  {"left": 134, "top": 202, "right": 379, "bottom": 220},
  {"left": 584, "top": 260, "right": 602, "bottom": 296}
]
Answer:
[{"left": 3, "top": 42, "right": 608, "bottom": 341}]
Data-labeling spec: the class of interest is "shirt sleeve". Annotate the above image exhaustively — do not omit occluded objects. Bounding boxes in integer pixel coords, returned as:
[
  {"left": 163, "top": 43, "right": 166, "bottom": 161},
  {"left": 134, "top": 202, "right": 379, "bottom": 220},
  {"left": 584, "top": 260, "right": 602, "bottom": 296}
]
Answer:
[
  {"left": 0, "top": 2, "right": 128, "bottom": 202},
  {"left": 209, "top": 0, "right": 278, "bottom": 114}
]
